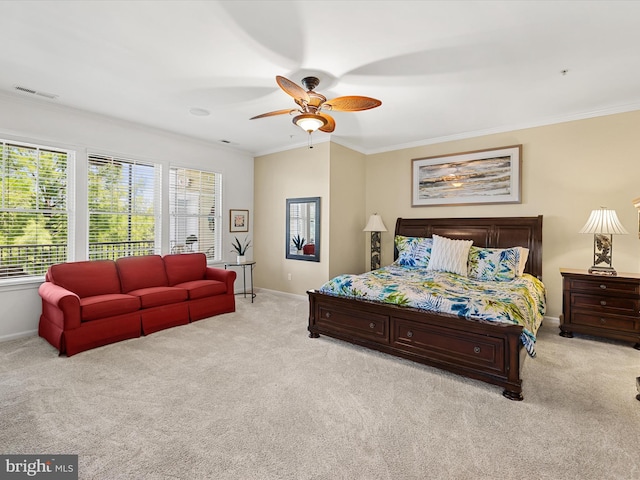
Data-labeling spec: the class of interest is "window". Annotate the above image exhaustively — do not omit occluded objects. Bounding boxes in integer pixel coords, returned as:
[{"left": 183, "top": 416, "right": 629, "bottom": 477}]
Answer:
[
  {"left": 169, "top": 167, "right": 221, "bottom": 262},
  {"left": 88, "top": 154, "right": 160, "bottom": 260},
  {"left": 0, "top": 140, "right": 70, "bottom": 279}
]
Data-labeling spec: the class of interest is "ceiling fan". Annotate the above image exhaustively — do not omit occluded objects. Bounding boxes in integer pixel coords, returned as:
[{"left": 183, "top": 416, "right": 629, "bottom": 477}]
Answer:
[{"left": 250, "top": 76, "right": 382, "bottom": 134}]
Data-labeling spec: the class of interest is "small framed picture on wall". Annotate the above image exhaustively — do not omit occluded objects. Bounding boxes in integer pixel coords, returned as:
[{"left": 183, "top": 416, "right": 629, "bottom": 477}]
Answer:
[{"left": 229, "top": 209, "right": 249, "bottom": 232}]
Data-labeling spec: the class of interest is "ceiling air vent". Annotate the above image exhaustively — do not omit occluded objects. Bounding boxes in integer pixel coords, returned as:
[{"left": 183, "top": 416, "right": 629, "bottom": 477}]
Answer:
[{"left": 14, "top": 85, "right": 59, "bottom": 100}]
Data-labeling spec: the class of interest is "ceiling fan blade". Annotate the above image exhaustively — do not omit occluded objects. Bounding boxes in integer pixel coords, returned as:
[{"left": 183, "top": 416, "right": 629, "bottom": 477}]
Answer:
[
  {"left": 323, "top": 96, "right": 382, "bottom": 112},
  {"left": 250, "top": 109, "right": 296, "bottom": 120},
  {"left": 276, "top": 76, "right": 310, "bottom": 103},
  {"left": 318, "top": 113, "right": 335, "bottom": 133}
]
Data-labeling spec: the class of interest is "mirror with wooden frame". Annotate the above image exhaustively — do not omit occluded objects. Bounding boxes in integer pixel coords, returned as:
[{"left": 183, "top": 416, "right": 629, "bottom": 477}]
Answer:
[{"left": 286, "top": 197, "right": 320, "bottom": 262}]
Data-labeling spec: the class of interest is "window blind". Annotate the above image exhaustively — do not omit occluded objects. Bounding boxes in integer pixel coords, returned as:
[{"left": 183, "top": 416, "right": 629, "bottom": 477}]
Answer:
[
  {"left": 0, "top": 140, "right": 70, "bottom": 279},
  {"left": 88, "top": 154, "right": 160, "bottom": 260},
  {"left": 169, "top": 167, "right": 221, "bottom": 261}
]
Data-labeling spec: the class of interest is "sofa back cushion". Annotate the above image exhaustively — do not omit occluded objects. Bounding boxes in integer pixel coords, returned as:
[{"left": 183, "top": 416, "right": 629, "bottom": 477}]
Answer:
[
  {"left": 48, "top": 260, "right": 122, "bottom": 298},
  {"left": 116, "top": 255, "right": 169, "bottom": 293},
  {"left": 163, "top": 253, "right": 207, "bottom": 286}
]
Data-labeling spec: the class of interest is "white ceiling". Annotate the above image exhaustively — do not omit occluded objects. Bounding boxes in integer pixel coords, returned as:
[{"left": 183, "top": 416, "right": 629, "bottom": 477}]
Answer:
[{"left": 2, "top": 1, "right": 640, "bottom": 156}]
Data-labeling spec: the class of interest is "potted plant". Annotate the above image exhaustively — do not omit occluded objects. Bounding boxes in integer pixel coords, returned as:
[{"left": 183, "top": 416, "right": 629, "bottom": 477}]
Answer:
[
  {"left": 292, "top": 234, "right": 305, "bottom": 254},
  {"left": 231, "top": 236, "right": 251, "bottom": 263}
]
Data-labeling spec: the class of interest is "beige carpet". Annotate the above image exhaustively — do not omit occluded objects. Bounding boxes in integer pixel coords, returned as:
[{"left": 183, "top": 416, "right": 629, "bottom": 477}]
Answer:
[{"left": 1, "top": 290, "right": 639, "bottom": 480}]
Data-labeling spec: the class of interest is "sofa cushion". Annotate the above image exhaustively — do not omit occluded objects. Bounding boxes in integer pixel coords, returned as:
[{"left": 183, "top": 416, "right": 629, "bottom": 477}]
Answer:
[
  {"left": 80, "top": 294, "right": 141, "bottom": 322},
  {"left": 175, "top": 280, "right": 227, "bottom": 300},
  {"left": 163, "top": 253, "right": 207, "bottom": 286},
  {"left": 116, "top": 255, "right": 169, "bottom": 293},
  {"left": 49, "top": 260, "right": 122, "bottom": 298},
  {"left": 129, "top": 286, "right": 188, "bottom": 308}
]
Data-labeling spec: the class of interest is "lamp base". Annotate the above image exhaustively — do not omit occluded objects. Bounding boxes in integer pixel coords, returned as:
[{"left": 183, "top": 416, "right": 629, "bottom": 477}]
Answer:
[
  {"left": 370, "top": 231, "right": 381, "bottom": 271},
  {"left": 588, "top": 265, "right": 617, "bottom": 276}
]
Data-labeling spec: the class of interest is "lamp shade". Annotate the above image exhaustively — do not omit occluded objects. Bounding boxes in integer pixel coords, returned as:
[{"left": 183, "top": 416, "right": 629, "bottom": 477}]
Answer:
[
  {"left": 293, "top": 114, "right": 327, "bottom": 133},
  {"left": 363, "top": 214, "right": 387, "bottom": 232},
  {"left": 579, "top": 207, "right": 629, "bottom": 235}
]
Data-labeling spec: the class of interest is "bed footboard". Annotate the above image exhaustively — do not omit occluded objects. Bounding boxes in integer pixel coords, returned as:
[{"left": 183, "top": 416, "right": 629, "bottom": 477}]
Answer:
[{"left": 308, "top": 290, "right": 526, "bottom": 400}]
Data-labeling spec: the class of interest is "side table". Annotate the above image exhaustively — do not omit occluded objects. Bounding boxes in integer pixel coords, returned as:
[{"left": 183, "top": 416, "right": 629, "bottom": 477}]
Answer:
[
  {"left": 559, "top": 268, "right": 640, "bottom": 349},
  {"left": 224, "top": 261, "right": 256, "bottom": 303}
]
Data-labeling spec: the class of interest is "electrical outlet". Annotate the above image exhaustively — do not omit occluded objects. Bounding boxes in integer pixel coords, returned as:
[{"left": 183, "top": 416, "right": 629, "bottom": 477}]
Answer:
[{"left": 287, "top": 273, "right": 292, "bottom": 280}]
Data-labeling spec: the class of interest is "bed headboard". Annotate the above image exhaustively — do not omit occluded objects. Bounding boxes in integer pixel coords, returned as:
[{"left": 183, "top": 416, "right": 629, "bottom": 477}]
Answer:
[{"left": 394, "top": 216, "right": 543, "bottom": 279}]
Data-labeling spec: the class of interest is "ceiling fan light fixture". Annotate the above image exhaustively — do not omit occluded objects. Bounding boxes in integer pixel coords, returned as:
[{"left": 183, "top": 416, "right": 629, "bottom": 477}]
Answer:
[
  {"left": 251, "top": 76, "right": 380, "bottom": 136},
  {"left": 293, "top": 114, "right": 327, "bottom": 133}
]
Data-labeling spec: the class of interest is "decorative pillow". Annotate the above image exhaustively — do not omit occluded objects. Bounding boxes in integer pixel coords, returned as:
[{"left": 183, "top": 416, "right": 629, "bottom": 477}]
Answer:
[
  {"left": 517, "top": 247, "right": 529, "bottom": 276},
  {"left": 468, "top": 246, "right": 521, "bottom": 282},
  {"left": 394, "top": 236, "right": 433, "bottom": 267},
  {"left": 426, "top": 234, "right": 473, "bottom": 276}
]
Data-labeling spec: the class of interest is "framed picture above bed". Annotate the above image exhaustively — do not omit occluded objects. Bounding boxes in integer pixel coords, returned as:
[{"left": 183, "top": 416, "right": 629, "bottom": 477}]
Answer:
[{"left": 412, "top": 145, "right": 522, "bottom": 207}]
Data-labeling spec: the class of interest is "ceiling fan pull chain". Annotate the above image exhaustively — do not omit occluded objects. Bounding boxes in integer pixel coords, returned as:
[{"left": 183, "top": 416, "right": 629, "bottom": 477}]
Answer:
[{"left": 307, "top": 132, "right": 314, "bottom": 149}]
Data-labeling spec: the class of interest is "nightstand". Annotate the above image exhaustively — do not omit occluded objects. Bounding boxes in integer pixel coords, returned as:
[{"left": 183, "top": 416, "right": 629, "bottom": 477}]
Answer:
[{"left": 559, "top": 268, "right": 640, "bottom": 349}]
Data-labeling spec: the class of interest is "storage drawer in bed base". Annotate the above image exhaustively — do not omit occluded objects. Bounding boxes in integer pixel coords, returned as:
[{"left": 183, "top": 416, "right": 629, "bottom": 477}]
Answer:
[
  {"left": 392, "top": 318, "right": 506, "bottom": 375},
  {"left": 316, "top": 305, "right": 389, "bottom": 343}
]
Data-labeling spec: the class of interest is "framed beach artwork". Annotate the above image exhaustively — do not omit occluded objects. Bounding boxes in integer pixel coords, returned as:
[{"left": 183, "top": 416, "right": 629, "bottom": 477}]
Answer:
[
  {"left": 411, "top": 145, "right": 522, "bottom": 207},
  {"left": 229, "top": 209, "right": 249, "bottom": 232}
]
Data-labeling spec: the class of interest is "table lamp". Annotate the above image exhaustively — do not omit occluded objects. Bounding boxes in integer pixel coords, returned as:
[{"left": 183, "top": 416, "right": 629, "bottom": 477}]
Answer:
[
  {"left": 579, "top": 207, "right": 628, "bottom": 275},
  {"left": 363, "top": 214, "right": 387, "bottom": 270}
]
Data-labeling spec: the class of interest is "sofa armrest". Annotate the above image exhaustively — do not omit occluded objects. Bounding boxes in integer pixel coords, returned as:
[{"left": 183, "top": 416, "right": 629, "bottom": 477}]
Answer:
[
  {"left": 205, "top": 267, "right": 237, "bottom": 293},
  {"left": 38, "top": 282, "right": 82, "bottom": 330}
]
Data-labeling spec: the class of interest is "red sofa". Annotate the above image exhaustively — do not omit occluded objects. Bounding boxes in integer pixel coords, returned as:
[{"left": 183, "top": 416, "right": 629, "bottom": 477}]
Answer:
[{"left": 38, "top": 253, "right": 236, "bottom": 356}]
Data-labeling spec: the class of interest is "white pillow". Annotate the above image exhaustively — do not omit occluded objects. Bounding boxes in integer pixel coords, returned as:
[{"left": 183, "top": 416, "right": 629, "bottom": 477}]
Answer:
[
  {"left": 517, "top": 247, "right": 530, "bottom": 276},
  {"left": 426, "top": 234, "right": 473, "bottom": 276}
]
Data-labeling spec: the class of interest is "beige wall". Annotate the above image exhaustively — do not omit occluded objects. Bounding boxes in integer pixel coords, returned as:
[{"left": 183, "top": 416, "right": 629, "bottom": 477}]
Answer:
[
  {"left": 253, "top": 141, "right": 367, "bottom": 296},
  {"left": 328, "top": 142, "right": 366, "bottom": 278},
  {"left": 254, "top": 142, "right": 331, "bottom": 295},
  {"left": 366, "top": 110, "right": 640, "bottom": 318},
  {"left": 254, "top": 110, "right": 640, "bottom": 317}
]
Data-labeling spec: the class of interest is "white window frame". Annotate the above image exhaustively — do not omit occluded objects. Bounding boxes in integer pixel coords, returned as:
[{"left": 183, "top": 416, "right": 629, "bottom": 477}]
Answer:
[
  {"left": 169, "top": 167, "right": 222, "bottom": 262},
  {"left": 87, "top": 153, "right": 161, "bottom": 261},
  {"left": 0, "top": 138, "right": 74, "bottom": 283}
]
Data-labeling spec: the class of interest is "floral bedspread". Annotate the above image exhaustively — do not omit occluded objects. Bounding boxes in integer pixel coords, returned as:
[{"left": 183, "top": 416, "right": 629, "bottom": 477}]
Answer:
[{"left": 318, "top": 264, "right": 546, "bottom": 357}]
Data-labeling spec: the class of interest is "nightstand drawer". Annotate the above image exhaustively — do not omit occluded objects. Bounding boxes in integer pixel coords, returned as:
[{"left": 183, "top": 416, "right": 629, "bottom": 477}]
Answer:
[
  {"left": 570, "top": 278, "right": 640, "bottom": 295},
  {"left": 571, "top": 293, "right": 639, "bottom": 315},
  {"left": 572, "top": 313, "right": 638, "bottom": 332}
]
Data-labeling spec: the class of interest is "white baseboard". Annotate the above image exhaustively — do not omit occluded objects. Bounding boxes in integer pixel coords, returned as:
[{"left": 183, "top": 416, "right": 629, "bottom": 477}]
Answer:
[
  {"left": 255, "top": 288, "right": 306, "bottom": 300},
  {"left": 543, "top": 315, "right": 560, "bottom": 327},
  {"left": 0, "top": 329, "right": 37, "bottom": 343},
  {"left": 0, "top": 312, "right": 558, "bottom": 344}
]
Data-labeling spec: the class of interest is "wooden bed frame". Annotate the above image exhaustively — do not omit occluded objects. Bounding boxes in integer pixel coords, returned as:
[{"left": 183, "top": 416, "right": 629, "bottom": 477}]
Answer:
[{"left": 308, "top": 216, "right": 543, "bottom": 400}]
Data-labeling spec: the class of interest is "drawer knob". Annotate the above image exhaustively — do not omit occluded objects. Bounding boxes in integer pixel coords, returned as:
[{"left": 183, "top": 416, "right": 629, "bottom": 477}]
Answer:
[
  {"left": 600, "top": 300, "right": 607, "bottom": 306},
  {"left": 407, "top": 330, "right": 413, "bottom": 338},
  {"left": 600, "top": 284, "right": 607, "bottom": 289},
  {"left": 600, "top": 318, "right": 607, "bottom": 324},
  {"left": 474, "top": 346, "right": 481, "bottom": 354},
  {"left": 369, "top": 322, "right": 376, "bottom": 329},
  {"left": 325, "top": 312, "right": 331, "bottom": 319}
]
